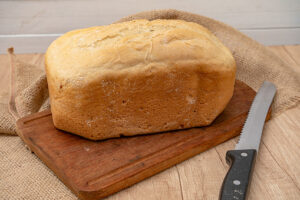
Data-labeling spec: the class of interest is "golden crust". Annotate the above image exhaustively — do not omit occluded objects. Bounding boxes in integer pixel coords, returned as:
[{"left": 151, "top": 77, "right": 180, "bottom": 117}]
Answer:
[{"left": 45, "top": 19, "right": 236, "bottom": 140}]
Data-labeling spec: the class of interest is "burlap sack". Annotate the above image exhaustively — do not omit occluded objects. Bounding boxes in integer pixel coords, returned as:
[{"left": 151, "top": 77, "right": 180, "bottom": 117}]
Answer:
[{"left": 0, "top": 9, "right": 299, "bottom": 199}]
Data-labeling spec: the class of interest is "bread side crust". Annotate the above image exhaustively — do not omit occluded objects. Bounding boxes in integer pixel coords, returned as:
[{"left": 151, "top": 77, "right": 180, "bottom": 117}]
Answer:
[{"left": 48, "top": 64, "right": 235, "bottom": 140}]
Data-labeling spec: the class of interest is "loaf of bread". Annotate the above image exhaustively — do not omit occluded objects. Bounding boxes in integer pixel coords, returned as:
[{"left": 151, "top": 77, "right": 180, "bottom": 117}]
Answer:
[{"left": 45, "top": 19, "right": 236, "bottom": 140}]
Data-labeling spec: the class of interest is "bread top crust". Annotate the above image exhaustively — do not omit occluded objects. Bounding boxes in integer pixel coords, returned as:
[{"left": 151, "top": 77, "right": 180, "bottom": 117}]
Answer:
[{"left": 45, "top": 19, "right": 235, "bottom": 81}]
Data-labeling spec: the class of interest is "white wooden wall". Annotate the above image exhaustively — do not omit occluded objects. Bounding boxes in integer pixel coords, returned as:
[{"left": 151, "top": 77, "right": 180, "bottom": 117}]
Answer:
[{"left": 0, "top": 0, "right": 299, "bottom": 54}]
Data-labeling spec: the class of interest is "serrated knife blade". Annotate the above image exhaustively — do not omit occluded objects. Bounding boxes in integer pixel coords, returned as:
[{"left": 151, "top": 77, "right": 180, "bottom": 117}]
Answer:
[
  {"left": 235, "top": 81, "right": 276, "bottom": 151},
  {"left": 219, "top": 81, "right": 276, "bottom": 200}
]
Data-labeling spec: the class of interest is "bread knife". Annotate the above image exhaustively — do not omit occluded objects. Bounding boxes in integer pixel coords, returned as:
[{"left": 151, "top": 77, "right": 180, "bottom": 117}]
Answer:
[{"left": 219, "top": 81, "right": 276, "bottom": 200}]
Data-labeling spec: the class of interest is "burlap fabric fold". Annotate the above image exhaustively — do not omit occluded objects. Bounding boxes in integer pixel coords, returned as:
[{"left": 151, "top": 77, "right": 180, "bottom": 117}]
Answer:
[{"left": 0, "top": 9, "right": 299, "bottom": 199}]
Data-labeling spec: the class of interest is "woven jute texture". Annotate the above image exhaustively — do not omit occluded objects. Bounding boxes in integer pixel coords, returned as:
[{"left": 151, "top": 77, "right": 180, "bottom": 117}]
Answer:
[{"left": 0, "top": 10, "right": 299, "bottom": 199}]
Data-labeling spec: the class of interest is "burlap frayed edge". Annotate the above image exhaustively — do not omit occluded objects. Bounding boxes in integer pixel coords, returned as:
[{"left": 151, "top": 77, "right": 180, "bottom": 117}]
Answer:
[{"left": 7, "top": 47, "right": 21, "bottom": 121}]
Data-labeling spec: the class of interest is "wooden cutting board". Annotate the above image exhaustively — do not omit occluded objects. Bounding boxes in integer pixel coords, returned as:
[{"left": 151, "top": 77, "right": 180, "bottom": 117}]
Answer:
[{"left": 16, "top": 80, "right": 268, "bottom": 200}]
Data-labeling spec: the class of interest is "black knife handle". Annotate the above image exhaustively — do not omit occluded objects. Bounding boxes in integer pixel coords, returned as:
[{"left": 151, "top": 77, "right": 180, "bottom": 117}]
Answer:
[{"left": 219, "top": 149, "right": 257, "bottom": 200}]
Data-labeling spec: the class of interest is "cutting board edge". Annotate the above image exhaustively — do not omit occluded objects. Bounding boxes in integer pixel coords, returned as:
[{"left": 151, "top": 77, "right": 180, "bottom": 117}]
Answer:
[
  {"left": 16, "top": 124, "right": 81, "bottom": 198},
  {"left": 15, "top": 80, "right": 273, "bottom": 200}
]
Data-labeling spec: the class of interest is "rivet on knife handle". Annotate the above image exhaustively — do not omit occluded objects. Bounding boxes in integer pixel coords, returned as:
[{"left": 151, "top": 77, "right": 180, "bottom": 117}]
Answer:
[{"left": 219, "top": 81, "right": 276, "bottom": 200}]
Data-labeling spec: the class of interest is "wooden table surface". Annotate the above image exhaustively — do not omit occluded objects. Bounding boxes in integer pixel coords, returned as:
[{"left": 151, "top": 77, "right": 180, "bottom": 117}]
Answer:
[{"left": 0, "top": 45, "right": 300, "bottom": 199}]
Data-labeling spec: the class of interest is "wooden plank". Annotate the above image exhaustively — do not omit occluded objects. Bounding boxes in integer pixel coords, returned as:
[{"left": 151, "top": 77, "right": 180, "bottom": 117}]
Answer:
[
  {"left": 240, "top": 28, "right": 300, "bottom": 46},
  {"left": 268, "top": 45, "right": 300, "bottom": 73},
  {"left": 175, "top": 148, "right": 227, "bottom": 199},
  {"left": 0, "top": 0, "right": 299, "bottom": 35},
  {"left": 268, "top": 45, "right": 298, "bottom": 66},
  {"left": 262, "top": 108, "right": 300, "bottom": 190},
  {"left": 284, "top": 45, "right": 300, "bottom": 66},
  {"left": 108, "top": 167, "right": 183, "bottom": 200}
]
